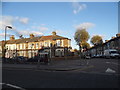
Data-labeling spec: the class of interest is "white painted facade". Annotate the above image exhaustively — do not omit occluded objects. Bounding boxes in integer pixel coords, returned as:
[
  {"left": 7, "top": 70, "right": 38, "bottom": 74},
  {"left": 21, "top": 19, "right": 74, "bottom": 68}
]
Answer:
[
  {"left": 68, "top": 40, "right": 71, "bottom": 47},
  {"left": 6, "top": 44, "right": 16, "bottom": 50}
]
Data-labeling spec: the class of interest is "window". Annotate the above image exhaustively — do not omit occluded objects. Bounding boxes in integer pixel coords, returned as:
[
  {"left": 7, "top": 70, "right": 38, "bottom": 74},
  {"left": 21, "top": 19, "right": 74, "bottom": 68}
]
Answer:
[
  {"left": 24, "top": 44, "right": 26, "bottom": 49},
  {"left": 9, "top": 46, "right": 11, "bottom": 50},
  {"left": 36, "top": 43, "right": 39, "bottom": 48},
  {"left": 29, "top": 44, "right": 31, "bottom": 49},
  {"left": 13, "top": 45, "right": 16, "bottom": 50},
  {"left": 40, "top": 43, "right": 42, "bottom": 47},
  {"left": 57, "top": 40, "right": 61, "bottom": 46},
  {"left": 6, "top": 46, "right": 8, "bottom": 50},
  {"left": 45, "top": 42, "right": 49, "bottom": 46},
  {"left": 31, "top": 44, "right": 34, "bottom": 48},
  {"left": 61, "top": 40, "right": 64, "bottom": 46},
  {"left": 68, "top": 40, "right": 71, "bottom": 47},
  {"left": 20, "top": 44, "right": 23, "bottom": 49}
]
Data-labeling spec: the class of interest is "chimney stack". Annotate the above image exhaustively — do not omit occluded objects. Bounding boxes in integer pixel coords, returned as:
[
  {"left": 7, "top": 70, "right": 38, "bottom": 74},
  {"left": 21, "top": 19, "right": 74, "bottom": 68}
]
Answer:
[
  {"left": 30, "top": 34, "right": 34, "bottom": 38},
  {"left": 116, "top": 33, "right": 120, "bottom": 37},
  {"left": 112, "top": 37, "right": 115, "bottom": 39},
  {"left": 10, "top": 35, "right": 15, "bottom": 40},
  {"left": 52, "top": 31, "right": 57, "bottom": 36},
  {"left": 105, "top": 40, "right": 109, "bottom": 42}
]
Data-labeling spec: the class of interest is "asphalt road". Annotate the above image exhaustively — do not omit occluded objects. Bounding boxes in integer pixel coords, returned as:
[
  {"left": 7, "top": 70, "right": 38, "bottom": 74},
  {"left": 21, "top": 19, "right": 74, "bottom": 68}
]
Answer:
[
  {"left": 79, "top": 58, "right": 119, "bottom": 74},
  {"left": 2, "top": 68, "right": 119, "bottom": 89},
  {"left": 2, "top": 58, "right": 120, "bottom": 89}
]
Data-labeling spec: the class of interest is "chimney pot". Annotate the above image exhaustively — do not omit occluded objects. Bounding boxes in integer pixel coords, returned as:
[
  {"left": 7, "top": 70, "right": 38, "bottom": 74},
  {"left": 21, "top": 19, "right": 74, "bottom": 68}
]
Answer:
[
  {"left": 116, "top": 33, "right": 120, "bottom": 37},
  {"left": 30, "top": 34, "right": 34, "bottom": 38},
  {"left": 10, "top": 35, "right": 15, "bottom": 40},
  {"left": 52, "top": 31, "right": 57, "bottom": 36},
  {"left": 112, "top": 37, "right": 115, "bottom": 39}
]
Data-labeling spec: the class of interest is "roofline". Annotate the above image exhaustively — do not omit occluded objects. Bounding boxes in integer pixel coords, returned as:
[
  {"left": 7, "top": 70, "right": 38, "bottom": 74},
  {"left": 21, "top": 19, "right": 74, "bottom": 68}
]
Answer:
[{"left": 87, "top": 36, "right": 120, "bottom": 51}]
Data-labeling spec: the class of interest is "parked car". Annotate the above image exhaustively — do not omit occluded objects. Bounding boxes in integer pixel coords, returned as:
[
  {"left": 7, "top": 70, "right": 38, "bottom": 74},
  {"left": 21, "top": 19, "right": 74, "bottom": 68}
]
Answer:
[
  {"left": 96, "top": 54, "right": 100, "bottom": 58},
  {"left": 27, "top": 57, "right": 38, "bottom": 62},
  {"left": 91, "top": 55, "right": 96, "bottom": 58},
  {"left": 16, "top": 56, "right": 27, "bottom": 63},
  {"left": 17, "top": 56, "right": 24, "bottom": 60},
  {"left": 95, "top": 54, "right": 103, "bottom": 58},
  {"left": 104, "top": 49, "right": 120, "bottom": 58},
  {"left": 85, "top": 55, "right": 91, "bottom": 59},
  {"left": 83, "top": 55, "right": 91, "bottom": 59}
]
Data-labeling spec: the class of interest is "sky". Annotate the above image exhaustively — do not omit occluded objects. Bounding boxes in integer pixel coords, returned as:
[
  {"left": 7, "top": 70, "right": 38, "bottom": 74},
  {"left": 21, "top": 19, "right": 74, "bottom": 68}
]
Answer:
[{"left": 0, "top": 1, "right": 118, "bottom": 49}]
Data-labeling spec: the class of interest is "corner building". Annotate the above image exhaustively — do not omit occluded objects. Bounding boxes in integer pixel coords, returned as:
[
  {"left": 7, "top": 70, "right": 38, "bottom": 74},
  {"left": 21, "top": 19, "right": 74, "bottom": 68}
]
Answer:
[{"left": 1, "top": 32, "right": 72, "bottom": 58}]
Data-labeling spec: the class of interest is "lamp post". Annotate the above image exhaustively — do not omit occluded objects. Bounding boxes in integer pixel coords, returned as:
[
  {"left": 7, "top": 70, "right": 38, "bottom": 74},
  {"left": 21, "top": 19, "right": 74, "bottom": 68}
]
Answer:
[{"left": 3, "top": 26, "right": 12, "bottom": 61}]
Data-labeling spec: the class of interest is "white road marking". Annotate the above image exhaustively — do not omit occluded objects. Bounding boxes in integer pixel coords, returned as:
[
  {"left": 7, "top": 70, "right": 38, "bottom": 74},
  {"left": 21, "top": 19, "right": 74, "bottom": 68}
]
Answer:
[
  {"left": 105, "top": 68, "right": 116, "bottom": 73},
  {"left": 0, "top": 83, "right": 26, "bottom": 90}
]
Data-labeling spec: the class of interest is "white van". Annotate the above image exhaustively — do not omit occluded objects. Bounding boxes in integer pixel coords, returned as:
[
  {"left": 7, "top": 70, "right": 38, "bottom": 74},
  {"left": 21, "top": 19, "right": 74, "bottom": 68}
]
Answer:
[{"left": 104, "top": 49, "right": 119, "bottom": 58}]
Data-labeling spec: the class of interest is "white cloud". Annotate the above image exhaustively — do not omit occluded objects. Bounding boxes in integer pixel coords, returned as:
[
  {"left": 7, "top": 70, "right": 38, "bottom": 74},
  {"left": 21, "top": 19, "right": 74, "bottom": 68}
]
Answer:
[
  {"left": 31, "top": 31, "right": 43, "bottom": 36},
  {"left": 72, "top": 2, "right": 87, "bottom": 14},
  {"left": 19, "top": 17, "right": 29, "bottom": 24},
  {"left": 55, "top": 30, "right": 68, "bottom": 35},
  {"left": 75, "top": 22, "right": 95, "bottom": 30},
  {"left": 53, "top": 29, "right": 71, "bottom": 37},
  {"left": 39, "top": 27, "right": 48, "bottom": 31},
  {"left": 17, "top": 30, "right": 43, "bottom": 36},
  {"left": 0, "top": 15, "right": 29, "bottom": 30},
  {"left": 55, "top": 30, "right": 63, "bottom": 34},
  {"left": 0, "top": 16, "right": 14, "bottom": 30},
  {"left": 31, "top": 26, "right": 48, "bottom": 31},
  {"left": 17, "top": 30, "right": 29, "bottom": 36},
  {"left": 0, "top": 33, "right": 11, "bottom": 38}
]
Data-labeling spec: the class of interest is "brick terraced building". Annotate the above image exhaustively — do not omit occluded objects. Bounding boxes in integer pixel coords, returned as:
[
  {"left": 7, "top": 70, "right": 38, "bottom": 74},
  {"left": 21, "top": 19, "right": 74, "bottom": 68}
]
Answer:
[
  {"left": 0, "top": 32, "right": 72, "bottom": 59},
  {"left": 84, "top": 33, "right": 120, "bottom": 57}
]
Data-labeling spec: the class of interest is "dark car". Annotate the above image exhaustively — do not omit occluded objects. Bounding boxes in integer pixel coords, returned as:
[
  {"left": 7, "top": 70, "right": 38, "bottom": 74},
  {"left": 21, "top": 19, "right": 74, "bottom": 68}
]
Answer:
[
  {"left": 17, "top": 56, "right": 24, "bottom": 60},
  {"left": 27, "top": 56, "right": 38, "bottom": 62},
  {"left": 16, "top": 56, "right": 27, "bottom": 63}
]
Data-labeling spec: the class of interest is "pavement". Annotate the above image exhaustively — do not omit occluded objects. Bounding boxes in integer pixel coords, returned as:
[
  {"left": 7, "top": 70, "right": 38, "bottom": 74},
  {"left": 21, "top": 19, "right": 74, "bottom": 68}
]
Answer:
[
  {"left": 2, "top": 58, "right": 119, "bottom": 75},
  {"left": 2, "top": 59, "right": 93, "bottom": 71}
]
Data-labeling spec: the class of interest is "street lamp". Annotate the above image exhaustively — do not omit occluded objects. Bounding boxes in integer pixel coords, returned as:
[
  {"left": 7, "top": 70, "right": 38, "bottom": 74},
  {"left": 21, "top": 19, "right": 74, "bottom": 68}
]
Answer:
[
  {"left": 5, "top": 26, "right": 12, "bottom": 44},
  {"left": 3, "top": 26, "right": 12, "bottom": 60}
]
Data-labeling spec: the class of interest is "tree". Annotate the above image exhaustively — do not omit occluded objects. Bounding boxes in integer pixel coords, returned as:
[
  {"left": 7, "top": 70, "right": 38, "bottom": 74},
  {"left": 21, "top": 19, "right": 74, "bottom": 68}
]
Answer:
[
  {"left": 81, "top": 42, "right": 90, "bottom": 50},
  {"left": 74, "top": 29, "right": 90, "bottom": 44},
  {"left": 90, "top": 35, "right": 103, "bottom": 45},
  {"left": 74, "top": 29, "right": 90, "bottom": 57},
  {"left": 74, "top": 49, "right": 79, "bottom": 52},
  {"left": 90, "top": 35, "right": 103, "bottom": 56},
  {"left": 74, "top": 49, "right": 79, "bottom": 55}
]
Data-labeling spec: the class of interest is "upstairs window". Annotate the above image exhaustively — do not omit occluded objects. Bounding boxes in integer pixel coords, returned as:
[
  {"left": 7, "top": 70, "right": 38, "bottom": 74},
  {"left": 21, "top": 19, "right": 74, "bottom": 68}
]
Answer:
[
  {"left": 57, "top": 40, "right": 61, "bottom": 46},
  {"left": 36, "top": 43, "right": 39, "bottom": 48},
  {"left": 45, "top": 42, "right": 49, "bottom": 47}
]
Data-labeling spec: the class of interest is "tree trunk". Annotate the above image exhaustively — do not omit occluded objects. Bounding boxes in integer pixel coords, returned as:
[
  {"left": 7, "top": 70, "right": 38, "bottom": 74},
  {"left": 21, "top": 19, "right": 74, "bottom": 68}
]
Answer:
[{"left": 79, "top": 43, "right": 82, "bottom": 58}]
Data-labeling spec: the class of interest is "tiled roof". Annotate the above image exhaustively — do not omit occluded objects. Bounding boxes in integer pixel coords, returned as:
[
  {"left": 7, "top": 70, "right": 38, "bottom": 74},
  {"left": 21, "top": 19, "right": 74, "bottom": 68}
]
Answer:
[
  {"left": 6, "top": 37, "right": 41, "bottom": 44},
  {"left": 40, "top": 35, "right": 68, "bottom": 41},
  {"left": 103, "top": 36, "right": 120, "bottom": 45},
  {"left": 3, "top": 34, "right": 70, "bottom": 44},
  {"left": 88, "top": 35, "right": 120, "bottom": 50}
]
